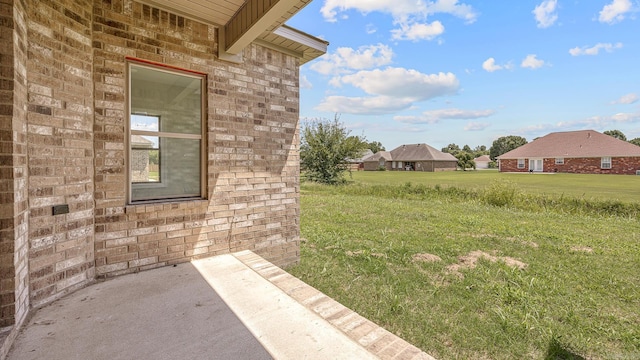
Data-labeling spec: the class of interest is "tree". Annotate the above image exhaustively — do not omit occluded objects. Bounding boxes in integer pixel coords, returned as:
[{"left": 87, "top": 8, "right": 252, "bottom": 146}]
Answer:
[
  {"left": 489, "top": 135, "right": 527, "bottom": 160},
  {"left": 462, "top": 144, "right": 472, "bottom": 153},
  {"left": 366, "top": 141, "right": 385, "bottom": 153},
  {"left": 456, "top": 152, "right": 476, "bottom": 171},
  {"left": 604, "top": 129, "right": 627, "bottom": 141},
  {"left": 441, "top": 143, "right": 461, "bottom": 155},
  {"left": 630, "top": 138, "right": 640, "bottom": 147},
  {"left": 300, "top": 116, "right": 367, "bottom": 184}
]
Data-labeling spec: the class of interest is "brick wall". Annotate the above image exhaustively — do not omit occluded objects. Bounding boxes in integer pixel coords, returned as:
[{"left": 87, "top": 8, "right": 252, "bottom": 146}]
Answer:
[
  {"left": 1, "top": 0, "right": 303, "bottom": 327},
  {"left": 0, "top": 0, "right": 30, "bottom": 328},
  {"left": 499, "top": 157, "right": 640, "bottom": 175},
  {"left": 92, "top": 1, "right": 300, "bottom": 277},
  {"left": 25, "top": 0, "right": 95, "bottom": 306}
]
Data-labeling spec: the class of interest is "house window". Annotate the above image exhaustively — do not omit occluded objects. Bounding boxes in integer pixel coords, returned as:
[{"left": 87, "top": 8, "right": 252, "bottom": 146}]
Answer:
[
  {"left": 517, "top": 159, "right": 525, "bottom": 169},
  {"left": 555, "top": 158, "right": 564, "bottom": 165},
  {"left": 379, "top": 159, "right": 385, "bottom": 167},
  {"left": 392, "top": 161, "right": 396, "bottom": 169},
  {"left": 601, "top": 157, "right": 612, "bottom": 169},
  {"left": 128, "top": 61, "right": 206, "bottom": 203}
]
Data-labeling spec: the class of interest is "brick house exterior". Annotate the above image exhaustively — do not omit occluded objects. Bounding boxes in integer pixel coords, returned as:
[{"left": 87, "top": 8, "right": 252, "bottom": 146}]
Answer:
[
  {"left": 497, "top": 130, "right": 640, "bottom": 175},
  {"left": 363, "top": 144, "right": 458, "bottom": 172},
  {"left": 0, "top": 0, "right": 326, "bottom": 348}
]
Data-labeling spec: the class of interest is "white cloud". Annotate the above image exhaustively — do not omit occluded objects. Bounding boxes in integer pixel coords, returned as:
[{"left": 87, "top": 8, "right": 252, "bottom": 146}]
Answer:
[
  {"left": 482, "top": 58, "right": 512, "bottom": 72},
  {"left": 300, "top": 75, "right": 312, "bottom": 89},
  {"left": 391, "top": 21, "right": 445, "bottom": 41},
  {"left": 320, "top": 0, "right": 478, "bottom": 22},
  {"left": 611, "top": 93, "right": 639, "bottom": 104},
  {"left": 310, "top": 44, "right": 394, "bottom": 75},
  {"left": 395, "top": 108, "right": 495, "bottom": 124},
  {"left": 569, "top": 42, "right": 623, "bottom": 56},
  {"left": 316, "top": 68, "right": 460, "bottom": 115},
  {"left": 366, "top": 24, "right": 377, "bottom": 34},
  {"left": 464, "top": 122, "right": 491, "bottom": 131},
  {"left": 514, "top": 112, "right": 640, "bottom": 136},
  {"left": 533, "top": 0, "right": 558, "bottom": 28},
  {"left": 320, "top": 0, "right": 477, "bottom": 41},
  {"left": 599, "top": 0, "right": 633, "bottom": 24},
  {"left": 336, "top": 68, "right": 459, "bottom": 98},
  {"left": 521, "top": 54, "right": 545, "bottom": 69},
  {"left": 315, "top": 95, "right": 416, "bottom": 115}
]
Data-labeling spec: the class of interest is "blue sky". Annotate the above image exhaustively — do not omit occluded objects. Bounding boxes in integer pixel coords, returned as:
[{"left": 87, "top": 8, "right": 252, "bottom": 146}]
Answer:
[{"left": 288, "top": 0, "right": 640, "bottom": 151}]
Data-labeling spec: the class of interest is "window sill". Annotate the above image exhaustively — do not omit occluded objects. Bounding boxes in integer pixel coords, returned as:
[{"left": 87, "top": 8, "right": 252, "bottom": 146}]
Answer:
[{"left": 125, "top": 198, "right": 208, "bottom": 214}]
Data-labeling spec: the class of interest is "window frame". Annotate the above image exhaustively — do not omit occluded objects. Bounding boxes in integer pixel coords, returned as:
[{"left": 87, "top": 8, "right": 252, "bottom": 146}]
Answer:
[
  {"left": 517, "top": 158, "right": 525, "bottom": 169},
  {"left": 126, "top": 59, "right": 207, "bottom": 204},
  {"left": 555, "top": 158, "right": 564, "bottom": 165},
  {"left": 601, "top": 156, "right": 612, "bottom": 169}
]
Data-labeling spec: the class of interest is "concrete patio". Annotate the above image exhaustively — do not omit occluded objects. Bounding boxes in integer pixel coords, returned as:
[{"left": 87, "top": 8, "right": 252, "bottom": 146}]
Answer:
[{"left": 6, "top": 251, "right": 434, "bottom": 360}]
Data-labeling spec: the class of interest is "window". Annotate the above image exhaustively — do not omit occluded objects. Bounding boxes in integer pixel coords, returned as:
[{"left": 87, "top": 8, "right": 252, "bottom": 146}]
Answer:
[
  {"left": 601, "top": 157, "right": 612, "bottom": 169},
  {"left": 555, "top": 158, "right": 564, "bottom": 165},
  {"left": 392, "top": 161, "right": 396, "bottom": 169},
  {"left": 128, "top": 61, "right": 206, "bottom": 203},
  {"left": 517, "top": 159, "right": 525, "bottom": 169}
]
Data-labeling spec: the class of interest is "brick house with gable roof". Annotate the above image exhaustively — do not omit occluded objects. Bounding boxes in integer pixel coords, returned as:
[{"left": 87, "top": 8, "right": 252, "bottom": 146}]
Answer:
[
  {"left": 497, "top": 130, "right": 640, "bottom": 174},
  {"left": 0, "top": 0, "right": 327, "bottom": 344},
  {"left": 363, "top": 144, "right": 458, "bottom": 171}
]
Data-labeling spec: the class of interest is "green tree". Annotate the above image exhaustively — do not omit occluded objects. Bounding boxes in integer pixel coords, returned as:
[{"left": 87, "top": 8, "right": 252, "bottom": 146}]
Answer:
[
  {"left": 489, "top": 135, "right": 527, "bottom": 160},
  {"left": 630, "top": 138, "right": 640, "bottom": 147},
  {"left": 300, "top": 116, "right": 367, "bottom": 184},
  {"left": 456, "top": 152, "right": 476, "bottom": 171},
  {"left": 366, "top": 141, "right": 385, "bottom": 153},
  {"left": 604, "top": 129, "right": 627, "bottom": 141},
  {"left": 441, "top": 143, "right": 461, "bottom": 155}
]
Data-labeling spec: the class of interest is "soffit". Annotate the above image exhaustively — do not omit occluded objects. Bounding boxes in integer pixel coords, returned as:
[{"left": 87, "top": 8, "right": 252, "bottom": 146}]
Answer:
[{"left": 140, "top": 0, "right": 326, "bottom": 63}]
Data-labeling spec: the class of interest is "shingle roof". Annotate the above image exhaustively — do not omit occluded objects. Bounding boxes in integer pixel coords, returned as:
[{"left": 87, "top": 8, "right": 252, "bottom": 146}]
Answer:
[
  {"left": 390, "top": 144, "right": 458, "bottom": 161},
  {"left": 348, "top": 149, "right": 374, "bottom": 163},
  {"left": 363, "top": 151, "right": 392, "bottom": 162},
  {"left": 498, "top": 130, "right": 640, "bottom": 159},
  {"left": 474, "top": 155, "right": 491, "bottom": 162}
]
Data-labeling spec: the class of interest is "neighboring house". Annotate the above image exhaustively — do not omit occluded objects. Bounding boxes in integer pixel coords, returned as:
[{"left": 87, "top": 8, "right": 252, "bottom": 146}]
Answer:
[
  {"left": 130, "top": 135, "right": 154, "bottom": 182},
  {"left": 364, "top": 144, "right": 458, "bottom": 171},
  {"left": 497, "top": 130, "right": 640, "bottom": 174},
  {"left": 474, "top": 155, "right": 492, "bottom": 169},
  {"left": 347, "top": 149, "right": 374, "bottom": 171},
  {"left": 0, "top": 0, "right": 326, "bottom": 340}
]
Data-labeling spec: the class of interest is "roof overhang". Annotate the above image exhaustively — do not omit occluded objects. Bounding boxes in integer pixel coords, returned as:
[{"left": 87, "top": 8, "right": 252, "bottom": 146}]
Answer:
[{"left": 139, "top": 0, "right": 327, "bottom": 64}]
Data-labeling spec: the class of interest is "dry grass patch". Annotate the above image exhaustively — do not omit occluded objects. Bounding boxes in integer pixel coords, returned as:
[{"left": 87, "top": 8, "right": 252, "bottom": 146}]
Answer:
[
  {"left": 446, "top": 250, "right": 527, "bottom": 279},
  {"left": 412, "top": 253, "right": 442, "bottom": 263}
]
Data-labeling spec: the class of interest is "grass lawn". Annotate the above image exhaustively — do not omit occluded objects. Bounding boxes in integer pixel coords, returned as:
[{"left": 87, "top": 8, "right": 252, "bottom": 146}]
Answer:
[
  {"left": 349, "top": 170, "right": 640, "bottom": 203},
  {"left": 289, "top": 173, "right": 640, "bottom": 359}
]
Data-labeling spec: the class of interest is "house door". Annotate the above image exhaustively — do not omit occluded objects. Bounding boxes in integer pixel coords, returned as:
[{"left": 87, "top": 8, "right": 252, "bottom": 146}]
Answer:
[{"left": 529, "top": 158, "right": 543, "bottom": 172}]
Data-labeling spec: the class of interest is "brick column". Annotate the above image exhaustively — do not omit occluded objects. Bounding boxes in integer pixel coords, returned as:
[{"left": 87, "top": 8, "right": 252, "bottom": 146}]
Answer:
[{"left": 0, "top": 0, "right": 30, "bottom": 327}]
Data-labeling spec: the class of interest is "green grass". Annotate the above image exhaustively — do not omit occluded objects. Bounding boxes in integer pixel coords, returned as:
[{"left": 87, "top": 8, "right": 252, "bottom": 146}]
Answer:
[
  {"left": 348, "top": 170, "right": 640, "bottom": 203},
  {"left": 289, "top": 174, "right": 640, "bottom": 359}
]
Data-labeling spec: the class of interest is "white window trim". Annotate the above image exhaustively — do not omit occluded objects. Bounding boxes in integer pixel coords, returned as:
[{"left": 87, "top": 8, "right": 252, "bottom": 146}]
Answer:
[
  {"left": 601, "top": 157, "right": 612, "bottom": 169},
  {"left": 517, "top": 159, "right": 525, "bottom": 169},
  {"left": 555, "top": 158, "right": 564, "bottom": 165}
]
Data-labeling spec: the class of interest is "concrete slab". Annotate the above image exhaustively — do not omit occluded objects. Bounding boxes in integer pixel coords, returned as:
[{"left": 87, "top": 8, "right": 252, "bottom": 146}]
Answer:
[
  {"left": 7, "top": 251, "right": 436, "bottom": 360},
  {"left": 192, "top": 254, "right": 378, "bottom": 359},
  {"left": 7, "top": 261, "right": 272, "bottom": 360}
]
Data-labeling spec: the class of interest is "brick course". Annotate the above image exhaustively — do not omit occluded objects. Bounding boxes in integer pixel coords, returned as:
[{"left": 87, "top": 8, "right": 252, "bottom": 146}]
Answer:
[{"left": 499, "top": 157, "right": 640, "bottom": 175}]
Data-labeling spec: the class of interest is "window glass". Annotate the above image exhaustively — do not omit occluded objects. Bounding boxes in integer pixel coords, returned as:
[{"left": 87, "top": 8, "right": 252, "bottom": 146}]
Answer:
[
  {"left": 517, "top": 159, "right": 525, "bottom": 169},
  {"left": 601, "top": 157, "right": 612, "bottom": 169},
  {"left": 555, "top": 158, "right": 564, "bottom": 165},
  {"left": 129, "top": 62, "right": 204, "bottom": 202}
]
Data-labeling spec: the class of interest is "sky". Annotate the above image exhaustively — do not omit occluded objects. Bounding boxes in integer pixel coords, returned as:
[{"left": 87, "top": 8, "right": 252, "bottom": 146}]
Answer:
[{"left": 287, "top": 0, "right": 640, "bottom": 151}]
